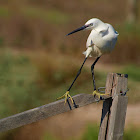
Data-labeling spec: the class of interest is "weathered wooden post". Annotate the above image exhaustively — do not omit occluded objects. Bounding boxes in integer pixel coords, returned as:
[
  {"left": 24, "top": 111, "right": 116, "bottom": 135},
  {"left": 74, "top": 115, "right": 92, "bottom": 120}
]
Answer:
[
  {"left": 98, "top": 73, "right": 128, "bottom": 140},
  {"left": 0, "top": 72, "right": 128, "bottom": 139}
]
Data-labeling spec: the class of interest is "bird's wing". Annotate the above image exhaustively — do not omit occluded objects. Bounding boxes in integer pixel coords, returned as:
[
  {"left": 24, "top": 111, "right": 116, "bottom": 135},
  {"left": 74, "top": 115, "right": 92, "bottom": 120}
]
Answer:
[{"left": 99, "top": 27, "right": 109, "bottom": 37}]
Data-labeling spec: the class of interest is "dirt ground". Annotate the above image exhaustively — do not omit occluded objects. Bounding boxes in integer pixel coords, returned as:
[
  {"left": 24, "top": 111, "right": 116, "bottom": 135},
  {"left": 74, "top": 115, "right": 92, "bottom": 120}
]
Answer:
[{"left": 15, "top": 103, "right": 140, "bottom": 140}]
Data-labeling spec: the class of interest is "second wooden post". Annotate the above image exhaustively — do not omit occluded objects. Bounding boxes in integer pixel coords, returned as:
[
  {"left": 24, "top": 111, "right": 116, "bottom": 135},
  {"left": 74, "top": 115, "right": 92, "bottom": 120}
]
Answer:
[{"left": 98, "top": 73, "right": 128, "bottom": 140}]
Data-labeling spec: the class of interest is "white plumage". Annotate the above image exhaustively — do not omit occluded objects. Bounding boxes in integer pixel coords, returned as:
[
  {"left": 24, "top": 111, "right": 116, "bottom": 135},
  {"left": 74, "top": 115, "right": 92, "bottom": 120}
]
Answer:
[
  {"left": 57, "top": 18, "right": 119, "bottom": 105},
  {"left": 83, "top": 18, "right": 119, "bottom": 57}
]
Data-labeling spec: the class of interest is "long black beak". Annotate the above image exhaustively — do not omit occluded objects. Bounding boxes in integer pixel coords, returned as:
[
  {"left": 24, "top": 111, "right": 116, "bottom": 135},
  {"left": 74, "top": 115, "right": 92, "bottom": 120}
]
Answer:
[{"left": 66, "top": 25, "right": 89, "bottom": 36}]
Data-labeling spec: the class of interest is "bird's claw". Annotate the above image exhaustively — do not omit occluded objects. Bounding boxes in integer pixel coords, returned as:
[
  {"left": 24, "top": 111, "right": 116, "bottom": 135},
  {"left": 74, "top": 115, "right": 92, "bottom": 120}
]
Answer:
[
  {"left": 93, "top": 90, "right": 101, "bottom": 99},
  {"left": 93, "top": 90, "right": 110, "bottom": 100},
  {"left": 57, "top": 91, "right": 74, "bottom": 104}
]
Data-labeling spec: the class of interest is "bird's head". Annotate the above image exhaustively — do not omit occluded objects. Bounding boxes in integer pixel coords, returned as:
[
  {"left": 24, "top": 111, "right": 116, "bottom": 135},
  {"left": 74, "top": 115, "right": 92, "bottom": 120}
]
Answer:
[{"left": 66, "top": 18, "right": 107, "bottom": 36}]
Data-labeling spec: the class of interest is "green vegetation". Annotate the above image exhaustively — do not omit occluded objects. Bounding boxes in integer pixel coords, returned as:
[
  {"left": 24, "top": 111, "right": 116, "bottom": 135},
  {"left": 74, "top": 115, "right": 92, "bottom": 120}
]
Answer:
[
  {"left": 0, "top": 49, "right": 106, "bottom": 119},
  {"left": 79, "top": 124, "right": 98, "bottom": 140},
  {"left": 0, "top": 6, "right": 70, "bottom": 24},
  {"left": 22, "top": 7, "right": 70, "bottom": 24},
  {"left": 122, "top": 65, "right": 140, "bottom": 82},
  {"left": 0, "top": 49, "right": 140, "bottom": 139},
  {"left": 124, "top": 127, "right": 140, "bottom": 140},
  {"left": 0, "top": 49, "right": 44, "bottom": 118},
  {"left": 0, "top": 6, "right": 10, "bottom": 18},
  {"left": 117, "top": 23, "right": 140, "bottom": 36},
  {"left": 80, "top": 125, "right": 140, "bottom": 140},
  {"left": 43, "top": 133, "right": 57, "bottom": 140},
  {"left": 42, "top": 124, "right": 140, "bottom": 140}
]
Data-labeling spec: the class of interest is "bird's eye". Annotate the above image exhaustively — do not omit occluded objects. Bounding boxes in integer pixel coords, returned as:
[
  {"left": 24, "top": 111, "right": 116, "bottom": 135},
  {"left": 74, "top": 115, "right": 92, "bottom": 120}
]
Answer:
[{"left": 90, "top": 23, "right": 93, "bottom": 26}]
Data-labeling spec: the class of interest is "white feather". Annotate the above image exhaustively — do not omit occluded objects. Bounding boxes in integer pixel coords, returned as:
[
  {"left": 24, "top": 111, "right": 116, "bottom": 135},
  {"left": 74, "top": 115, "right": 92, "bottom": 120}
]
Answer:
[{"left": 84, "top": 18, "right": 119, "bottom": 58}]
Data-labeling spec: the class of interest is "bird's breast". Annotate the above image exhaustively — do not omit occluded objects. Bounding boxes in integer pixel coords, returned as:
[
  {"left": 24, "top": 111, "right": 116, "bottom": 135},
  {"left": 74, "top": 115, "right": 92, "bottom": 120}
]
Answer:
[
  {"left": 86, "top": 29, "right": 118, "bottom": 54},
  {"left": 86, "top": 30, "right": 108, "bottom": 48}
]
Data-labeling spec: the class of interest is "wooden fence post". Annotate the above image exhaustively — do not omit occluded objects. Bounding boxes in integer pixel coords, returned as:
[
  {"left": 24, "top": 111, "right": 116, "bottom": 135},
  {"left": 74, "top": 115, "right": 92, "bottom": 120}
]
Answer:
[
  {"left": 0, "top": 94, "right": 105, "bottom": 132},
  {"left": 98, "top": 73, "right": 128, "bottom": 140},
  {"left": 0, "top": 72, "right": 128, "bottom": 135}
]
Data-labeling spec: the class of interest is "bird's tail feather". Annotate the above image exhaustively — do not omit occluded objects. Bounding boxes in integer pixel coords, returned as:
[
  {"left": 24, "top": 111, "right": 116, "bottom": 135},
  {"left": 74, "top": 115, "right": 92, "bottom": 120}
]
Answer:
[{"left": 83, "top": 47, "right": 92, "bottom": 57}]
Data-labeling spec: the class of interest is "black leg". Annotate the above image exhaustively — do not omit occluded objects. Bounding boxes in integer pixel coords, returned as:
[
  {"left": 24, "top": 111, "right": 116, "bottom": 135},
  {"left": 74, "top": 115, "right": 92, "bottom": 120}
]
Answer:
[
  {"left": 91, "top": 57, "right": 101, "bottom": 90},
  {"left": 67, "top": 57, "right": 88, "bottom": 92},
  {"left": 57, "top": 57, "right": 88, "bottom": 109}
]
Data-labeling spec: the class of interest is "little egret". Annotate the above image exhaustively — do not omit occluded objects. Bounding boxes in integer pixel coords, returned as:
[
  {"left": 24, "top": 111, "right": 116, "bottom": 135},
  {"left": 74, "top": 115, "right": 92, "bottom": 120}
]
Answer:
[{"left": 57, "top": 18, "right": 119, "bottom": 105}]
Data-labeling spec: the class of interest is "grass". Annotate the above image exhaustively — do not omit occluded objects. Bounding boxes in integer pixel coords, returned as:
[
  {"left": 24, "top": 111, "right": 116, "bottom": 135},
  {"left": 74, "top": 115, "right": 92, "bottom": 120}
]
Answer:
[
  {"left": 80, "top": 125, "right": 140, "bottom": 140},
  {"left": 122, "top": 64, "right": 140, "bottom": 82},
  {"left": 21, "top": 7, "right": 70, "bottom": 25},
  {"left": 0, "top": 6, "right": 10, "bottom": 18},
  {"left": 30, "top": 52, "right": 108, "bottom": 101},
  {"left": 0, "top": 49, "right": 140, "bottom": 119},
  {"left": 41, "top": 124, "right": 140, "bottom": 140},
  {"left": 0, "top": 49, "right": 139, "bottom": 119},
  {"left": 116, "top": 22, "right": 140, "bottom": 37},
  {"left": 124, "top": 127, "right": 140, "bottom": 140},
  {"left": 121, "top": 64, "right": 140, "bottom": 103},
  {"left": 42, "top": 133, "right": 58, "bottom": 140},
  {"left": 0, "top": 49, "right": 106, "bottom": 119},
  {"left": 0, "top": 49, "right": 45, "bottom": 119},
  {"left": 0, "top": 6, "right": 70, "bottom": 24},
  {"left": 79, "top": 124, "right": 99, "bottom": 140}
]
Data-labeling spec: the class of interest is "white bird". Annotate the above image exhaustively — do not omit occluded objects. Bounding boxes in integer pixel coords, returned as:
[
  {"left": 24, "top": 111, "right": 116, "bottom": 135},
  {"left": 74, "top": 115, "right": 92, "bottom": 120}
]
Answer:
[{"left": 57, "top": 18, "right": 119, "bottom": 107}]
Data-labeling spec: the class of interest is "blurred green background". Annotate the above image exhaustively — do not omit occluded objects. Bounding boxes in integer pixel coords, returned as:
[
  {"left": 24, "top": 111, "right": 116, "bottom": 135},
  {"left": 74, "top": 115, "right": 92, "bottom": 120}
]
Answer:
[{"left": 0, "top": 0, "right": 140, "bottom": 140}]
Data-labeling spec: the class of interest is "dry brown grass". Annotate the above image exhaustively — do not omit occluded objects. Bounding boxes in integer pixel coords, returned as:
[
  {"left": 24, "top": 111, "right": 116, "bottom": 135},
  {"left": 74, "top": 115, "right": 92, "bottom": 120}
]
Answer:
[{"left": 0, "top": 0, "right": 140, "bottom": 64}]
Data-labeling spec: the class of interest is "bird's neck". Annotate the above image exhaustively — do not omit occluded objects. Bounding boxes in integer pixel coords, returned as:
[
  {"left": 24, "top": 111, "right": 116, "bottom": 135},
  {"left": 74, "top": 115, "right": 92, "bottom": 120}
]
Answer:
[{"left": 94, "top": 23, "right": 108, "bottom": 33}]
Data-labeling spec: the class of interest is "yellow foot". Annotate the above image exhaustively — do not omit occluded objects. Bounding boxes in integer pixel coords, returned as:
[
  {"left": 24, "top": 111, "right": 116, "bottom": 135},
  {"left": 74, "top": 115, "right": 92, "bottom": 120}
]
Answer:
[
  {"left": 93, "top": 90, "right": 110, "bottom": 99},
  {"left": 57, "top": 91, "right": 74, "bottom": 104}
]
